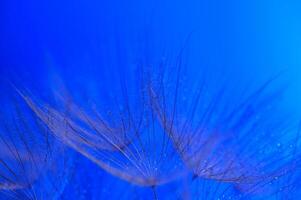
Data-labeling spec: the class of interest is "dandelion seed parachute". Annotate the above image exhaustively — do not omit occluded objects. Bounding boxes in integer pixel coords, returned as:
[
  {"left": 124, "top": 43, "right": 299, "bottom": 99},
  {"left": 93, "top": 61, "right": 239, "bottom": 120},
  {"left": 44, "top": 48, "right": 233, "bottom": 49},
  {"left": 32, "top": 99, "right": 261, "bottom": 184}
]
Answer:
[
  {"left": 18, "top": 70, "right": 187, "bottom": 190},
  {"left": 0, "top": 88, "right": 73, "bottom": 200},
  {"left": 148, "top": 64, "right": 301, "bottom": 197}
]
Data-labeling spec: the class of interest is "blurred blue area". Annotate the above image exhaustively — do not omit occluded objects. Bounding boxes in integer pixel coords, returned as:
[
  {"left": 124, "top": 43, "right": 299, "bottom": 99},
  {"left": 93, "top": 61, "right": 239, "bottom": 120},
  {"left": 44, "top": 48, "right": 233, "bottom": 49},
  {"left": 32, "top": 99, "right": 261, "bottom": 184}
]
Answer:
[
  {"left": 1, "top": 0, "right": 301, "bottom": 109},
  {"left": 1, "top": 0, "right": 301, "bottom": 199}
]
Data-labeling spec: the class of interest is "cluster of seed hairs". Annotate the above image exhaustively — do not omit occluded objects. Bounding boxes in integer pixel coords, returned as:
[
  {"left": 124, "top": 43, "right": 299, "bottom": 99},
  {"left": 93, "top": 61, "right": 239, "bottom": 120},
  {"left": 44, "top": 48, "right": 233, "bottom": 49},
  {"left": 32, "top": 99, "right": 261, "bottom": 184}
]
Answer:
[
  {"left": 144, "top": 62, "right": 301, "bottom": 199},
  {"left": 0, "top": 91, "right": 72, "bottom": 200},
  {"left": 3, "top": 62, "right": 301, "bottom": 200}
]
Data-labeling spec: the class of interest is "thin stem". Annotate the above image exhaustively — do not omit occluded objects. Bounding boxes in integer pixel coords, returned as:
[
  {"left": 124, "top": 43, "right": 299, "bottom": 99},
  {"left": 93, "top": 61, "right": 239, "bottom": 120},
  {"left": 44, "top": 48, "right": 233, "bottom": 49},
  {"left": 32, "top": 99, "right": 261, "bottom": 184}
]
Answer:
[{"left": 151, "top": 186, "right": 159, "bottom": 200}]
